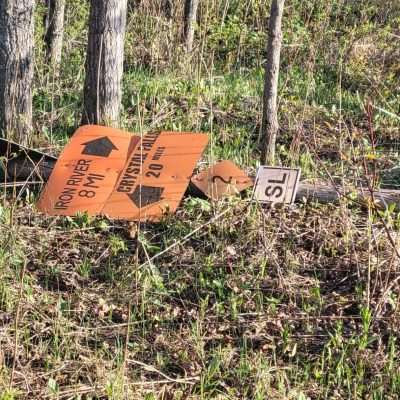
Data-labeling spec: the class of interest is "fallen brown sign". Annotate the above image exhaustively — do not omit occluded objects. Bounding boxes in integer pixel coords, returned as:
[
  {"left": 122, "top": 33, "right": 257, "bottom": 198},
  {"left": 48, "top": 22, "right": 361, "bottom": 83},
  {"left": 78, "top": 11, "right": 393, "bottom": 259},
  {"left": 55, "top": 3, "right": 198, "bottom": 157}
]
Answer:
[
  {"left": 191, "top": 160, "right": 253, "bottom": 200},
  {"left": 37, "top": 125, "right": 208, "bottom": 221}
]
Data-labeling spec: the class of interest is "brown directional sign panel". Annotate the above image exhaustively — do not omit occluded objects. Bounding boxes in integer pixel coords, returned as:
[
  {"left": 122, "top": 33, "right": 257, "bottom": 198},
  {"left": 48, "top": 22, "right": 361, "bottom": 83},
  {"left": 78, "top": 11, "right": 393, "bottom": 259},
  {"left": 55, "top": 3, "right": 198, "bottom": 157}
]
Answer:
[
  {"left": 37, "top": 126, "right": 208, "bottom": 221},
  {"left": 191, "top": 160, "right": 253, "bottom": 200},
  {"left": 37, "top": 125, "right": 136, "bottom": 215},
  {"left": 102, "top": 131, "right": 209, "bottom": 220}
]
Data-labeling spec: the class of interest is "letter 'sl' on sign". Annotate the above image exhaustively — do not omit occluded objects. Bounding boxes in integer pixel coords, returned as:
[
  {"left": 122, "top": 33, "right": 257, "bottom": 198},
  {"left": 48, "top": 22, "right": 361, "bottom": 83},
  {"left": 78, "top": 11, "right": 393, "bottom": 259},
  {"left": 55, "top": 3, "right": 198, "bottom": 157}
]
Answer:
[{"left": 253, "top": 166, "right": 301, "bottom": 204}]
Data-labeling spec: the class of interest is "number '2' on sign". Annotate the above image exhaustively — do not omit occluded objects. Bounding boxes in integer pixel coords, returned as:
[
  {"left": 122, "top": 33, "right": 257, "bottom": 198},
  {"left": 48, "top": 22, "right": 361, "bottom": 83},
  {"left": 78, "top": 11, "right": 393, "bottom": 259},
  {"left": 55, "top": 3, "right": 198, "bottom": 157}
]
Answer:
[{"left": 253, "top": 166, "right": 301, "bottom": 205}]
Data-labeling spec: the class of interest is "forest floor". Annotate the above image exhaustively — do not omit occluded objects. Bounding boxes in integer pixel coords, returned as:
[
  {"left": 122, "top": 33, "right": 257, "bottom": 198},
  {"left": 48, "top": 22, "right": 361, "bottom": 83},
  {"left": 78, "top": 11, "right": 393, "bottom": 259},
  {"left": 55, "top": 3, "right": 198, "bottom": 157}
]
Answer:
[{"left": 1, "top": 1, "right": 400, "bottom": 399}]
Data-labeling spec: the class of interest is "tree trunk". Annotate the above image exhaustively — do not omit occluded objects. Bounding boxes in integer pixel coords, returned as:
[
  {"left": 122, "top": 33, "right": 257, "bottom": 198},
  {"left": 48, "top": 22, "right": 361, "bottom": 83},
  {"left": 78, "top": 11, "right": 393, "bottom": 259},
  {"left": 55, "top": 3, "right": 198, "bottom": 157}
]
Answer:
[
  {"left": 183, "top": 0, "right": 199, "bottom": 53},
  {"left": 164, "top": 0, "right": 173, "bottom": 20},
  {"left": 82, "top": 0, "right": 127, "bottom": 127},
  {"left": 260, "top": 0, "right": 284, "bottom": 165},
  {"left": 44, "top": 0, "right": 66, "bottom": 73},
  {"left": 0, "top": 0, "right": 34, "bottom": 145}
]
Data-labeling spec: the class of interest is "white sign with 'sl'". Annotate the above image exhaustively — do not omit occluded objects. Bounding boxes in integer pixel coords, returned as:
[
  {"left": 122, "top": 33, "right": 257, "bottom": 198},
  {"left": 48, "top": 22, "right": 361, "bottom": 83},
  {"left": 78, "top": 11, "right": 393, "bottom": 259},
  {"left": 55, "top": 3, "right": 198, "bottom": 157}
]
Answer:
[{"left": 253, "top": 166, "right": 301, "bottom": 204}]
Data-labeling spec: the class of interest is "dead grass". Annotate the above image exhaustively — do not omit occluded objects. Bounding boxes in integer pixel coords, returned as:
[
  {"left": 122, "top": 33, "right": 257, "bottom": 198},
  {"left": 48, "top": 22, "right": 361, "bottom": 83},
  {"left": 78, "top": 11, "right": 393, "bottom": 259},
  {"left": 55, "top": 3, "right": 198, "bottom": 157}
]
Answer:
[{"left": 1, "top": 194, "right": 400, "bottom": 398}]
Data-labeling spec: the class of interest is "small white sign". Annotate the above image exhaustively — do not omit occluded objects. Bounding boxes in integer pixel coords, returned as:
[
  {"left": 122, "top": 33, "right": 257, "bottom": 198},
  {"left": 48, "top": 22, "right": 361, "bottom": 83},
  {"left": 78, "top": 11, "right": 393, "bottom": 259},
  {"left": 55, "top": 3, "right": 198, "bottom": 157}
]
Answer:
[{"left": 253, "top": 166, "right": 301, "bottom": 204}]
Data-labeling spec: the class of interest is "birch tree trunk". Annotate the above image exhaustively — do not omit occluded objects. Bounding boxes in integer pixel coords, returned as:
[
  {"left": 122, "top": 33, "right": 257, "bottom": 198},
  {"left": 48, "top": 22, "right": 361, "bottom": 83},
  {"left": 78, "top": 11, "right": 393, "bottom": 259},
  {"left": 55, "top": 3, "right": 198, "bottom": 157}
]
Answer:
[
  {"left": 260, "top": 0, "right": 285, "bottom": 165},
  {"left": 44, "top": 0, "right": 66, "bottom": 72},
  {"left": 0, "top": 0, "right": 34, "bottom": 145},
  {"left": 183, "top": 0, "right": 199, "bottom": 53},
  {"left": 82, "top": 0, "right": 127, "bottom": 127}
]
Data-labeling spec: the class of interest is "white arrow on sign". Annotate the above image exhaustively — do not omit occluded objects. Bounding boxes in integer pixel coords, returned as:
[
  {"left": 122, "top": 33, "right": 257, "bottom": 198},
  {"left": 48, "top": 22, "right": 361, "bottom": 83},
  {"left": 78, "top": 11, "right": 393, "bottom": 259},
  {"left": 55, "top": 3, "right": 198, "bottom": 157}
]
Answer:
[{"left": 253, "top": 166, "right": 301, "bottom": 204}]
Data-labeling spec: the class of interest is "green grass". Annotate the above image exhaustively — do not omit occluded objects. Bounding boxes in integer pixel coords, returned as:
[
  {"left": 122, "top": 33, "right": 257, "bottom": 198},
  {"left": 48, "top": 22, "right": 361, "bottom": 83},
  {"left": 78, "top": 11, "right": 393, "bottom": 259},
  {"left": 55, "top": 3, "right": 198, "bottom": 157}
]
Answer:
[{"left": 1, "top": 0, "right": 400, "bottom": 399}]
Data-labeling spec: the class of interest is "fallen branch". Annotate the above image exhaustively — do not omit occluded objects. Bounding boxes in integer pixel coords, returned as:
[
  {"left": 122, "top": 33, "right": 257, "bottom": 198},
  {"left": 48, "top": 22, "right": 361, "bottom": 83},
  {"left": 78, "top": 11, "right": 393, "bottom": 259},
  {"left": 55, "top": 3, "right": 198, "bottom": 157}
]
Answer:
[
  {"left": 139, "top": 207, "right": 232, "bottom": 268},
  {"left": 296, "top": 182, "right": 400, "bottom": 210}
]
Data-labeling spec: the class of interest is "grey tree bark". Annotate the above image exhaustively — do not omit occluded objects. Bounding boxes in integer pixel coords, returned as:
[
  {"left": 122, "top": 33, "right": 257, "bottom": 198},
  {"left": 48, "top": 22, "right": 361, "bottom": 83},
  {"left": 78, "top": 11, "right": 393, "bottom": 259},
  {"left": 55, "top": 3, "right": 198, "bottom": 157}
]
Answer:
[
  {"left": 44, "top": 0, "right": 66, "bottom": 72},
  {"left": 183, "top": 0, "right": 199, "bottom": 53},
  {"left": 260, "top": 0, "right": 284, "bottom": 165},
  {"left": 82, "top": 0, "right": 127, "bottom": 127},
  {"left": 0, "top": 0, "right": 35, "bottom": 144}
]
